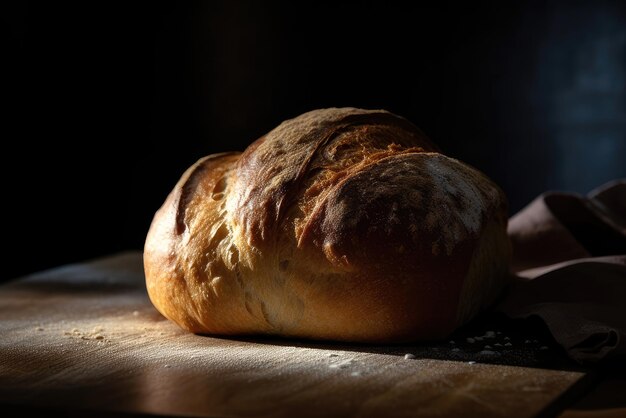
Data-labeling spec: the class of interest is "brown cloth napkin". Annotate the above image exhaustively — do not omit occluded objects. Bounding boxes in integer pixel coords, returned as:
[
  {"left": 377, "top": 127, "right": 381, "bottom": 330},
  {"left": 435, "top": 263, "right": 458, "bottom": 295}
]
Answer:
[{"left": 496, "top": 179, "right": 626, "bottom": 364}]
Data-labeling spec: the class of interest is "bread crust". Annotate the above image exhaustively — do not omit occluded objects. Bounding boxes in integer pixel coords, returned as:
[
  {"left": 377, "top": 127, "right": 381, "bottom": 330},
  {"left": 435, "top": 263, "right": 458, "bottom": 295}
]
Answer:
[{"left": 144, "top": 108, "right": 510, "bottom": 342}]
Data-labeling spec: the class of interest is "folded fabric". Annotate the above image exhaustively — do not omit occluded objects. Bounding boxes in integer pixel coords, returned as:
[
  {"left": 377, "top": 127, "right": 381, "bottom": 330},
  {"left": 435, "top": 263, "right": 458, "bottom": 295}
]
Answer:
[{"left": 496, "top": 180, "right": 626, "bottom": 364}]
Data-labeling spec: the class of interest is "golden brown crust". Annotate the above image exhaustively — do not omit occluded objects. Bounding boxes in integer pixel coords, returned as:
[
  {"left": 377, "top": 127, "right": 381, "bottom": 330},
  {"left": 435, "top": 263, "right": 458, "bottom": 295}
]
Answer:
[{"left": 144, "top": 107, "right": 510, "bottom": 342}]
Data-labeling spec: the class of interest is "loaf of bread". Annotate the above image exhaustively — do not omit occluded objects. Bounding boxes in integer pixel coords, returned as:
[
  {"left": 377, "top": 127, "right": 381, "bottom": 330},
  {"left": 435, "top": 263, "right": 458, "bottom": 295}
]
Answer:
[{"left": 144, "top": 108, "right": 510, "bottom": 342}]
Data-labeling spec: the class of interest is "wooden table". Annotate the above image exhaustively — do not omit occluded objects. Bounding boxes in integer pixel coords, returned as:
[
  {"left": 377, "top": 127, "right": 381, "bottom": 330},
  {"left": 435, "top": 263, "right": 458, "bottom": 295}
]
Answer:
[{"left": 0, "top": 252, "right": 617, "bottom": 417}]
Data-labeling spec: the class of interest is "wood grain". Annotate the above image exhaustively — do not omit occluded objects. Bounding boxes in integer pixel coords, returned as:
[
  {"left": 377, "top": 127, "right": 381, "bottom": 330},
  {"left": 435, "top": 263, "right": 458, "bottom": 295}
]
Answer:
[{"left": 0, "top": 252, "right": 585, "bottom": 417}]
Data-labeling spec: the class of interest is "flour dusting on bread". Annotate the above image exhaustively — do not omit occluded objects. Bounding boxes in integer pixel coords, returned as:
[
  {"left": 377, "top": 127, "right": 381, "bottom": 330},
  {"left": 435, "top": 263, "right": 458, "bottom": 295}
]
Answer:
[{"left": 423, "top": 155, "right": 493, "bottom": 255}]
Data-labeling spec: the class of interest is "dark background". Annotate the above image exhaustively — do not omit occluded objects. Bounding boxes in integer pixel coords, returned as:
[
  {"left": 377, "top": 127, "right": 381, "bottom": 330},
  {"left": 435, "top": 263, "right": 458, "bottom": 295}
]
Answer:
[{"left": 3, "top": 1, "right": 625, "bottom": 281}]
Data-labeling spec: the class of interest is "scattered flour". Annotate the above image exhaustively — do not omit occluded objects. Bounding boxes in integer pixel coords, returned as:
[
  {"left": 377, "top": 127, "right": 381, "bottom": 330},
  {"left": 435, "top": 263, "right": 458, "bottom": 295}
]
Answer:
[
  {"left": 64, "top": 325, "right": 107, "bottom": 342},
  {"left": 329, "top": 358, "right": 355, "bottom": 369}
]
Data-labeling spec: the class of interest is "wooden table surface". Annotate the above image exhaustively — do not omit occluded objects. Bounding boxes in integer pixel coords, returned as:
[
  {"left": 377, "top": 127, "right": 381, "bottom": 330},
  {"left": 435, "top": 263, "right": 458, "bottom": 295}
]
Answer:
[{"left": 0, "top": 252, "right": 619, "bottom": 417}]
